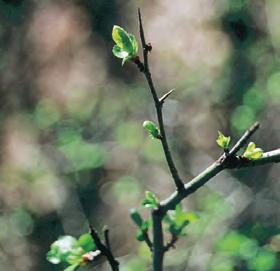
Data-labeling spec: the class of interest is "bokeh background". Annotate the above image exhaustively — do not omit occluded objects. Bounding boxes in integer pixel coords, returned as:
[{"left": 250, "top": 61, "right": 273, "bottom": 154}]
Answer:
[{"left": 0, "top": 0, "right": 280, "bottom": 270}]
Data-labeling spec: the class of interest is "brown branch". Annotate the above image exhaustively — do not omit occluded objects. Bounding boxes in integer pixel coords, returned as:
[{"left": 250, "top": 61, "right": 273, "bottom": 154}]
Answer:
[
  {"left": 89, "top": 225, "right": 119, "bottom": 271},
  {"left": 164, "top": 234, "right": 178, "bottom": 252}
]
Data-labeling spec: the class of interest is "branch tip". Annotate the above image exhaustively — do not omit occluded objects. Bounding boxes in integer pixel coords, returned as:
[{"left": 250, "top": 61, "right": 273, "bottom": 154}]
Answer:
[{"left": 229, "top": 121, "right": 261, "bottom": 156}]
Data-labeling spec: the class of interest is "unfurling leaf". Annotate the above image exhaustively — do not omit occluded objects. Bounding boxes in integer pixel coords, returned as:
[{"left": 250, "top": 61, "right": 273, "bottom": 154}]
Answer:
[
  {"left": 164, "top": 203, "right": 198, "bottom": 237},
  {"left": 143, "top": 120, "right": 161, "bottom": 139},
  {"left": 112, "top": 25, "right": 138, "bottom": 65},
  {"left": 77, "top": 233, "right": 95, "bottom": 252},
  {"left": 243, "top": 141, "right": 263, "bottom": 160},
  {"left": 216, "top": 131, "right": 231, "bottom": 150},
  {"left": 47, "top": 233, "right": 97, "bottom": 270},
  {"left": 142, "top": 191, "right": 160, "bottom": 209}
]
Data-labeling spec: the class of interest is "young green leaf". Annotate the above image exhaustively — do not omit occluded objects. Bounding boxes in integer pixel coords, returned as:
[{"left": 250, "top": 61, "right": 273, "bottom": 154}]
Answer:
[
  {"left": 216, "top": 131, "right": 231, "bottom": 150},
  {"left": 143, "top": 120, "right": 161, "bottom": 139},
  {"left": 142, "top": 191, "right": 160, "bottom": 209},
  {"left": 77, "top": 233, "right": 95, "bottom": 252},
  {"left": 47, "top": 236, "right": 80, "bottom": 265},
  {"left": 243, "top": 141, "right": 264, "bottom": 160},
  {"left": 112, "top": 25, "right": 138, "bottom": 65},
  {"left": 47, "top": 233, "right": 97, "bottom": 270},
  {"left": 164, "top": 204, "right": 199, "bottom": 237}
]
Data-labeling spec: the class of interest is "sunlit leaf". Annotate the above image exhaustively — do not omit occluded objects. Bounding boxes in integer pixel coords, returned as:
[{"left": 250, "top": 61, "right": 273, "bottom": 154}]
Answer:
[
  {"left": 77, "top": 233, "right": 95, "bottom": 252},
  {"left": 216, "top": 131, "right": 231, "bottom": 150},
  {"left": 243, "top": 142, "right": 263, "bottom": 160}
]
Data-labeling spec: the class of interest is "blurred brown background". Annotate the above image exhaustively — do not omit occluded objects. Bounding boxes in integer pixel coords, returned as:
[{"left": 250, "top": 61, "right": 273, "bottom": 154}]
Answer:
[{"left": 0, "top": 0, "right": 279, "bottom": 270}]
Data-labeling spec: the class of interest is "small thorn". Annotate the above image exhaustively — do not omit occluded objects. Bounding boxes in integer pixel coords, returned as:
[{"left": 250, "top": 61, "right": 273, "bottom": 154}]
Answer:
[{"left": 159, "top": 89, "right": 175, "bottom": 104}]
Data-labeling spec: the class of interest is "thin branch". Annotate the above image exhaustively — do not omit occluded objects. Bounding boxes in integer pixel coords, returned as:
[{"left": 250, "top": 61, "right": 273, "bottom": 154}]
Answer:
[
  {"left": 89, "top": 225, "right": 119, "bottom": 271},
  {"left": 229, "top": 121, "right": 260, "bottom": 156},
  {"left": 137, "top": 8, "right": 184, "bottom": 192},
  {"left": 103, "top": 226, "right": 111, "bottom": 251},
  {"left": 233, "top": 149, "right": 280, "bottom": 168},
  {"left": 160, "top": 124, "right": 280, "bottom": 215},
  {"left": 164, "top": 234, "right": 178, "bottom": 252},
  {"left": 159, "top": 89, "right": 175, "bottom": 104},
  {"left": 142, "top": 230, "right": 153, "bottom": 251}
]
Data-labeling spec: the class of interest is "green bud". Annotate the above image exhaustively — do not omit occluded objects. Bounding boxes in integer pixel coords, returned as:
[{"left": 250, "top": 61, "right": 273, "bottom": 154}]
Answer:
[
  {"left": 143, "top": 120, "right": 161, "bottom": 139},
  {"left": 130, "top": 208, "right": 143, "bottom": 227},
  {"left": 216, "top": 131, "right": 231, "bottom": 150}
]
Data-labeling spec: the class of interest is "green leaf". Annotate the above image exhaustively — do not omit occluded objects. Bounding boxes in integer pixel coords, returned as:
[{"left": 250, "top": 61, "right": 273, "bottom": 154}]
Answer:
[
  {"left": 130, "top": 208, "right": 143, "bottom": 227},
  {"left": 112, "top": 25, "right": 138, "bottom": 65},
  {"left": 143, "top": 121, "right": 161, "bottom": 139},
  {"left": 112, "top": 26, "right": 133, "bottom": 52},
  {"left": 164, "top": 204, "right": 198, "bottom": 237},
  {"left": 216, "top": 131, "right": 231, "bottom": 149},
  {"left": 142, "top": 191, "right": 160, "bottom": 209},
  {"left": 47, "top": 236, "right": 80, "bottom": 264},
  {"left": 46, "top": 249, "right": 61, "bottom": 264},
  {"left": 243, "top": 141, "right": 264, "bottom": 160},
  {"left": 77, "top": 233, "right": 95, "bottom": 252},
  {"left": 247, "top": 142, "right": 256, "bottom": 152},
  {"left": 129, "top": 34, "right": 138, "bottom": 54},
  {"left": 112, "top": 45, "right": 129, "bottom": 59}
]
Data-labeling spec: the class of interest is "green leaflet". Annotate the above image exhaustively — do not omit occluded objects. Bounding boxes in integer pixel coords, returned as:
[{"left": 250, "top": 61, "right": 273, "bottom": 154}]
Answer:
[
  {"left": 47, "top": 233, "right": 96, "bottom": 270},
  {"left": 112, "top": 25, "right": 138, "bottom": 65},
  {"left": 143, "top": 120, "right": 161, "bottom": 139},
  {"left": 77, "top": 233, "right": 96, "bottom": 253},
  {"left": 243, "top": 142, "right": 264, "bottom": 160},
  {"left": 142, "top": 191, "right": 160, "bottom": 209},
  {"left": 164, "top": 204, "right": 198, "bottom": 237},
  {"left": 216, "top": 131, "right": 231, "bottom": 150}
]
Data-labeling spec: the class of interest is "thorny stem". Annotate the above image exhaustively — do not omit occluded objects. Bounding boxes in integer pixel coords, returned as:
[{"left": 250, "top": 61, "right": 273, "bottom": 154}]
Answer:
[
  {"left": 135, "top": 9, "right": 280, "bottom": 271},
  {"left": 89, "top": 225, "right": 119, "bottom": 271},
  {"left": 138, "top": 8, "right": 184, "bottom": 192}
]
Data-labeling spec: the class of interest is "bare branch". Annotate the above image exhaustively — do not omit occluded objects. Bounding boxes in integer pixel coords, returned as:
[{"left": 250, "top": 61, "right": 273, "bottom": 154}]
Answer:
[
  {"left": 89, "top": 225, "right": 119, "bottom": 271},
  {"left": 164, "top": 234, "right": 178, "bottom": 252},
  {"left": 142, "top": 230, "right": 153, "bottom": 251}
]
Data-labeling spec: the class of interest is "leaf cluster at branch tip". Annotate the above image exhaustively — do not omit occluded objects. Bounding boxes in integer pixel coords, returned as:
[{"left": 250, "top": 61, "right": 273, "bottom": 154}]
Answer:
[
  {"left": 142, "top": 191, "right": 160, "bottom": 208},
  {"left": 46, "top": 234, "right": 97, "bottom": 271},
  {"left": 112, "top": 25, "right": 138, "bottom": 65},
  {"left": 243, "top": 142, "right": 263, "bottom": 160},
  {"left": 216, "top": 131, "right": 231, "bottom": 150}
]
